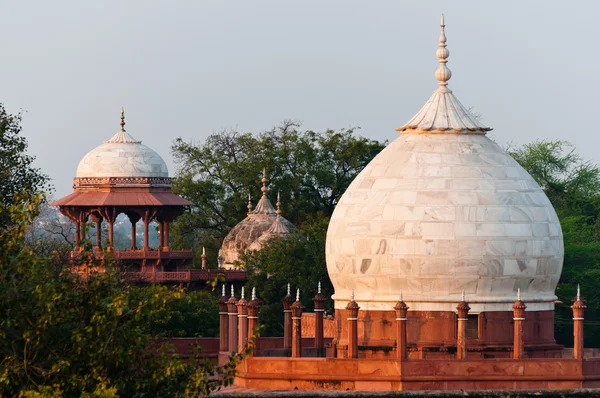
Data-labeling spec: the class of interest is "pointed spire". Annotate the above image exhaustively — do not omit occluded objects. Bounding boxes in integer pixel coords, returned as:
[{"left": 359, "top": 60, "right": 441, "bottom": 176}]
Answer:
[
  {"left": 351, "top": 289, "right": 355, "bottom": 301},
  {"left": 287, "top": 283, "right": 291, "bottom": 296},
  {"left": 230, "top": 285, "right": 235, "bottom": 298},
  {"left": 400, "top": 289, "right": 403, "bottom": 302},
  {"left": 318, "top": 281, "right": 322, "bottom": 294},
  {"left": 241, "top": 286, "right": 245, "bottom": 299},
  {"left": 261, "top": 168, "right": 267, "bottom": 198},
  {"left": 120, "top": 107, "right": 126, "bottom": 131},
  {"left": 461, "top": 290, "right": 466, "bottom": 302},
  {"left": 577, "top": 284, "right": 581, "bottom": 301},
  {"left": 202, "top": 247, "right": 206, "bottom": 256},
  {"left": 252, "top": 287, "right": 257, "bottom": 301},
  {"left": 517, "top": 288, "right": 521, "bottom": 301},
  {"left": 435, "top": 14, "right": 451, "bottom": 87},
  {"left": 222, "top": 284, "right": 226, "bottom": 297},
  {"left": 247, "top": 192, "right": 253, "bottom": 215},
  {"left": 276, "top": 192, "right": 281, "bottom": 217},
  {"left": 296, "top": 288, "right": 300, "bottom": 302}
]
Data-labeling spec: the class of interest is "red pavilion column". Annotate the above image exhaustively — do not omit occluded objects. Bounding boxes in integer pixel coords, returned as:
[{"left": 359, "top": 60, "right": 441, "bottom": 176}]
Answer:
[
  {"left": 163, "top": 222, "right": 170, "bottom": 250},
  {"left": 247, "top": 287, "right": 261, "bottom": 356},
  {"left": 90, "top": 214, "right": 103, "bottom": 250},
  {"left": 283, "top": 284, "right": 294, "bottom": 350},
  {"left": 512, "top": 289, "right": 527, "bottom": 360},
  {"left": 346, "top": 291, "right": 359, "bottom": 359},
  {"left": 75, "top": 221, "right": 81, "bottom": 247},
  {"left": 100, "top": 207, "right": 118, "bottom": 251},
  {"left": 312, "top": 282, "right": 325, "bottom": 355},
  {"left": 394, "top": 292, "right": 409, "bottom": 360},
  {"left": 291, "top": 289, "right": 304, "bottom": 358},
  {"left": 237, "top": 287, "right": 249, "bottom": 352},
  {"left": 218, "top": 285, "right": 229, "bottom": 353},
  {"left": 227, "top": 286, "right": 238, "bottom": 353},
  {"left": 572, "top": 285, "right": 586, "bottom": 360},
  {"left": 456, "top": 292, "right": 470, "bottom": 360},
  {"left": 126, "top": 212, "right": 141, "bottom": 250},
  {"left": 158, "top": 221, "right": 165, "bottom": 249}
]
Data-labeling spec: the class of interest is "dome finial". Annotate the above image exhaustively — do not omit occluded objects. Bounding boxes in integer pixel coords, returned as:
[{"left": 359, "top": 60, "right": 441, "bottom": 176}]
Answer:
[
  {"left": 247, "top": 192, "right": 253, "bottom": 215},
  {"left": 435, "top": 14, "right": 452, "bottom": 88},
  {"left": 261, "top": 168, "right": 267, "bottom": 198},
  {"left": 120, "top": 107, "right": 126, "bottom": 131},
  {"left": 276, "top": 192, "right": 281, "bottom": 217}
]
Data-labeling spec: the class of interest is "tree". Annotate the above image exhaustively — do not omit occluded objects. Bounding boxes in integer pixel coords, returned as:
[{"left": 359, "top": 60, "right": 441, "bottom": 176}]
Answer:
[
  {"left": 171, "top": 121, "right": 386, "bottom": 267},
  {"left": 0, "top": 193, "right": 244, "bottom": 397},
  {"left": 0, "top": 104, "right": 51, "bottom": 229}
]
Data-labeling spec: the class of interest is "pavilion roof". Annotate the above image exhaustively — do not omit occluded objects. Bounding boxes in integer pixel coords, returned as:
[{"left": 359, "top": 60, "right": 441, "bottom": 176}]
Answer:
[{"left": 49, "top": 191, "right": 194, "bottom": 207}]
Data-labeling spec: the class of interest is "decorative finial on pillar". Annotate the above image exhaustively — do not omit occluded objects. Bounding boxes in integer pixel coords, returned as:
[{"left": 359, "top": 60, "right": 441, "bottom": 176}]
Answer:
[
  {"left": 252, "top": 287, "right": 256, "bottom": 301},
  {"left": 318, "top": 281, "right": 322, "bottom": 294},
  {"left": 247, "top": 192, "right": 253, "bottom": 215},
  {"left": 462, "top": 290, "right": 466, "bottom": 302},
  {"left": 287, "top": 283, "right": 291, "bottom": 296},
  {"left": 296, "top": 288, "right": 300, "bottom": 302},
  {"left": 400, "top": 289, "right": 403, "bottom": 302},
  {"left": 222, "top": 284, "right": 226, "bottom": 297},
  {"left": 261, "top": 168, "right": 267, "bottom": 198},
  {"left": 120, "top": 107, "right": 126, "bottom": 131},
  {"left": 241, "top": 286, "right": 245, "bottom": 299},
  {"left": 230, "top": 285, "right": 235, "bottom": 298},
  {"left": 517, "top": 288, "right": 521, "bottom": 301},
  {"left": 202, "top": 247, "right": 206, "bottom": 256},
  {"left": 351, "top": 289, "right": 355, "bottom": 301},
  {"left": 435, "top": 14, "right": 452, "bottom": 88},
  {"left": 577, "top": 284, "right": 581, "bottom": 301}
]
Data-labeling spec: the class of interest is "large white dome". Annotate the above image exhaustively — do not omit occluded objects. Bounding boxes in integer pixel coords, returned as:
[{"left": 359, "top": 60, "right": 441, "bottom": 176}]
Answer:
[
  {"left": 325, "top": 17, "right": 563, "bottom": 313},
  {"left": 75, "top": 112, "right": 168, "bottom": 179}
]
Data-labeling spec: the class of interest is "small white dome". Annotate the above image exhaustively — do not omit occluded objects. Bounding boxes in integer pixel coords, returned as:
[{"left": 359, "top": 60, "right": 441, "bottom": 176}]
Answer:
[{"left": 75, "top": 112, "right": 168, "bottom": 178}]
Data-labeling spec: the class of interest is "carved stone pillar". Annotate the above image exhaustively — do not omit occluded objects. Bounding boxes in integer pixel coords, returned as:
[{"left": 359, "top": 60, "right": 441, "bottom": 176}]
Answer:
[
  {"left": 163, "top": 222, "right": 170, "bottom": 250},
  {"left": 100, "top": 207, "right": 118, "bottom": 251},
  {"left": 247, "top": 287, "right": 261, "bottom": 356},
  {"left": 237, "top": 288, "right": 249, "bottom": 352},
  {"left": 512, "top": 289, "right": 527, "bottom": 360},
  {"left": 283, "top": 284, "right": 294, "bottom": 350},
  {"left": 394, "top": 293, "right": 409, "bottom": 361},
  {"left": 346, "top": 292, "right": 360, "bottom": 359},
  {"left": 90, "top": 213, "right": 103, "bottom": 249},
  {"left": 227, "top": 286, "right": 238, "bottom": 353},
  {"left": 456, "top": 293, "right": 470, "bottom": 360},
  {"left": 75, "top": 221, "right": 81, "bottom": 247},
  {"left": 572, "top": 285, "right": 586, "bottom": 360},
  {"left": 291, "top": 289, "right": 304, "bottom": 358},
  {"left": 312, "top": 282, "right": 325, "bottom": 354},
  {"left": 142, "top": 208, "right": 157, "bottom": 250},
  {"left": 126, "top": 212, "right": 141, "bottom": 250},
  {"left": 158, "top": 221, "right": 165, "bottom": 249},
  {"left": 218, "top": 285, "right": 229, "bottom": 353}
]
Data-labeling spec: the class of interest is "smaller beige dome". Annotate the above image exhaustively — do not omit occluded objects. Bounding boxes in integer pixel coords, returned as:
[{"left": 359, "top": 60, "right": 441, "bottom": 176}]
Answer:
[
  {"left": 75, "top": 110, "right": 168, "bottom": 179},
  {"left": 248, "top": 193, "right": 294, "bottom": 251}
]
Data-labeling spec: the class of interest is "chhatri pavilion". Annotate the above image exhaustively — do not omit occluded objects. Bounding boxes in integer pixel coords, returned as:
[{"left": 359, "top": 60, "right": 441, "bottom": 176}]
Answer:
[
  {"left": 50, "top": 110, "right": 246, "bottom": 285},
  {"left": 217, "top": 16, "right": 600, "bottom": 391}
]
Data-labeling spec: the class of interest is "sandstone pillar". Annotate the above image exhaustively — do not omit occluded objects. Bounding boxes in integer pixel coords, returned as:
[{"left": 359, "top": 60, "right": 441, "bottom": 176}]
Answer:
[
  {"left": 218, "top": 285, "right": 229, "bottom": 353},
  {"left": 75, "top": 221, "right": 81, "bottom": 247},
  {"left": 126, "top": 212, "right": 141, "bottom": 250},
  {"left": 512, "top": 289, "right": 527, "bottom": 359},
  {"left": 227, "top": 286, "right": 238, "bottom": 353},
  {"left": 394, "top": 291, "right": 409, "bottom": 360},
  {"left": 247, "top": 287, "right": 261, "bottom": 356},
  {"left": 456, "top": 292, "right": 470, "bottom": 360},
  {"left": 572, "top": 284, "right": 586, "bottom": 360},
  {"left": 346, "top": 291, "right": 360, "bottom": 359},
  {"left": 237, "top": 287, "right": 248, "bottom": 353},
  {"left": 283, "top": 283, "right": 294, "bottom": 350},
  {"left": 91, "top": 214, "right": 103, "bottom": 250},
  {"left": 312, "top": 281, "right": 326, "bottom": 354},
  {"left": 291, "top": 289, "right": 304, "bottom": 358}
]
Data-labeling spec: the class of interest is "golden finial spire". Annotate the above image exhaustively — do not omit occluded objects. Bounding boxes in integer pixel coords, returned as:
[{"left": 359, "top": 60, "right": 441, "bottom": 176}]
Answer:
[
  {"left": 120, "top": 107, "right": 126, "bottom": 131},
  {"left": 435, "top": 14, "right": 451, "bottom": 88},
  {"left": 276, "top": 192, "right": 281, "bottom": 217},
  {"left": 247, "top": 192, "right": 253, "bottom": 215},
  {"left": 261, "top": 168, "right": 267, "bottom": 198}
]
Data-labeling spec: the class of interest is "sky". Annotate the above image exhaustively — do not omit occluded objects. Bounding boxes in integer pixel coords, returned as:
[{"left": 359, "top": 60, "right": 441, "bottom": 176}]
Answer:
[{"left": 2, "top": 1, "right": 598, "bottom": 197}]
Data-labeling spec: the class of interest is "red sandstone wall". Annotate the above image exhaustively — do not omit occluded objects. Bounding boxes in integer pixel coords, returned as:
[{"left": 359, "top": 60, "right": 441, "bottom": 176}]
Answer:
[{"left": 301, "top": 313, "right": 336, "bottom": 338}]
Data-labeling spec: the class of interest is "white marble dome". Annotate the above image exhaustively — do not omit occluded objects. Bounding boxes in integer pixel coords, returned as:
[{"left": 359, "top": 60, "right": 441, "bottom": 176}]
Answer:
[
  {"left": 75, "top": 116, "right": 168, "bottom": 178},
  {"left": 325, "top": 18, "right": 563, "bottom": 313}
]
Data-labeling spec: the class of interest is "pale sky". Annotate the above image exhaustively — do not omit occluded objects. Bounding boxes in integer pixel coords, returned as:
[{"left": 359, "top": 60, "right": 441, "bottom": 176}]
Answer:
[{"left": 2, "top": 1, "right": 598, "bottom": 197}]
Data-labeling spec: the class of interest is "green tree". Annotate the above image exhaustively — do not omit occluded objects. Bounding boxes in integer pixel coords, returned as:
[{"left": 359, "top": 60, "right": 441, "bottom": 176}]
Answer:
[
  {"left": 0, "top": 193, "right": 243, "bottom": 397},
  {"left": 171, "top": 121, "right": 385, "bottom": 267},
  {"left": 0, "top": 104, "right": 51, "bottom": 229}
]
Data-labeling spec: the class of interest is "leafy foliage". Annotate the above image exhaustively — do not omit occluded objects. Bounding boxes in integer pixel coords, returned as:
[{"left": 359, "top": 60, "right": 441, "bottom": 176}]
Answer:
[
  {"left": 171, "top": 121, "right": 386, "bottom": 267},
  {"left": 0, "top": 104, "right": 51, "bottom": 229},
  {"left": 0, "top": 193, "right": 243, "bottom": 397}
]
